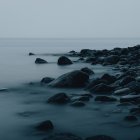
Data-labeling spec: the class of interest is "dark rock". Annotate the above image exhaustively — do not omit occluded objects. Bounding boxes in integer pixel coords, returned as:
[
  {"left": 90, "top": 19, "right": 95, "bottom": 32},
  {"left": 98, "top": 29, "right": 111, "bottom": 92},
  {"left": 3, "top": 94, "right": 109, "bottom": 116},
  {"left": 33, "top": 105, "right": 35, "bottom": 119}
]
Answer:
[
  {"left": 90, "top": 83, "right": 115, "bottom": 94},
  {"left": 95, "top": 96, "right": 117, "bottom": 102},
  {"left": 78, "top": 96, "right": 90, "bottom": 101},
  {"left": 41, "top": 77, "right": 55, "bottom": 84},
  {"left": 85, "top": 135, "right": 115, "bottom": 140},
  {"left": 124, "top": 115, "right": 138, "bottom": 122},
  {"left": 104, "top": 55, "right": 120, "bottom": 64},
  {"left": 36, "top": 120, "right": 54, "bottom": 131},
  {"left": 113, "top": 88, "right": 131, "bottom": 96},
  {"left": 101, "top": 74, "right": 117, "bottom": 84},
  {"left": 120, "top": 95, "right": 140, "bottom": 104},
  {"left": 130, "top": 107, "right": 140, "bottom": 115},
  {"left": 35, "top": 58, "right": 47, "bottom": 64},
  {"left": 29, "top": 52, "right": 35, "bottom": 56},
  {"left": 43, "top": 133, "right": 82, "bottom": 140},
  {"left": 86, "top": 78, "right": 108, "bottom": 90},
  {"left": 81, "top": 67, "right": 94, "bottom": 75},
  {"left": 85, "top": 57, "right": 96, "bottom": 63},
  {"left": 119, "top": 76, "right": 135, "bottom": 86},
  {"left": 49, "top": 70, "right": 89, "bottom": 88},
  {"left": 47, "top": 93, "right": 70, "bottom": 104},
  {"left": 57, "top": 56, "right": 72, "bottom": 65},
  {"left": 71, "top": 101, "right": 85, "bottom": 107}
]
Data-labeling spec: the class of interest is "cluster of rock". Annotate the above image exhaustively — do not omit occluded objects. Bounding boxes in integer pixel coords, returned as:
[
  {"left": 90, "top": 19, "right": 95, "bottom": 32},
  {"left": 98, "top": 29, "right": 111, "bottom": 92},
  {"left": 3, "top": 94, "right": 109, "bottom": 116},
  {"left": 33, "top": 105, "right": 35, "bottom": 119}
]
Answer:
[{"left": 30, "top": 45, "right": 140, "bottom": 140}]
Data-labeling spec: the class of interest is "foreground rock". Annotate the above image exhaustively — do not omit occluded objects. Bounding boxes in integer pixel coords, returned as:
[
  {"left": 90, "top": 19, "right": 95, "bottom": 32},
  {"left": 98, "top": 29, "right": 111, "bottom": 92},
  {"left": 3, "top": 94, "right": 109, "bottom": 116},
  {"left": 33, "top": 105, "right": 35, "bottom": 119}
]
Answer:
[
  {"left": 49, "top": 70, "right": 89, "bottom": 88},
  {"left": 85, "top": 135, "right": 115, "bottom": 140},
  {"left": 43, "top": 133, "right": 82, "bottom": 140},
  {"left": 95, "top": 96, "right": 117, "bottom": 102},
  {"left": 100, "top": 74, "right": 116, "bottom": 84},
  {"left": 41, "top": 77, "right": 55, "bottom": 84},
  {"left": 35, "top": 58, "right": 47, "bottom": 64},
  {"left": 47, "top": 93, "right": 70, "bottom": 104},
  {"left": 35, "top": 120, "right": 54, "bottom": 132},
  {"left": 57, "top": 56, "right": 73, "bottom": 65},
  {"left": 71, "top": 101, "right": 85, "bottom": 107}
]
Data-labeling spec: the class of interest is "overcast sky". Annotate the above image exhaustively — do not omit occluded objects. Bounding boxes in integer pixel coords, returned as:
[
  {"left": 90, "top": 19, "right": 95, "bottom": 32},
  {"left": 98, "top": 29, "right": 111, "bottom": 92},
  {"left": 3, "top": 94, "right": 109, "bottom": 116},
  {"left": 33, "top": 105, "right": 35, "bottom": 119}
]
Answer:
[{"left": 0, "top": 0, "right": 140, "bottom": 38}]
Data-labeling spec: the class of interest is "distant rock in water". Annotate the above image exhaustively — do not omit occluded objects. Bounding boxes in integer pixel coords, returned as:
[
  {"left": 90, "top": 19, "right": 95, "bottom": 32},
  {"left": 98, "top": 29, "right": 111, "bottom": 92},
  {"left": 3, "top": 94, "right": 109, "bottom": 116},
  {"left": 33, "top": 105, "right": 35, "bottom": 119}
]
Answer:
[
  {"left": 41, "top": 77, "right": 55, "bottom": 84},
  {"left": 95, "top": 96, "right": 117, "bottom": 102},
  {"left": 49, "top": 70, "right": 89, "bottom": 88},
  {"left": 57, "top": 56, "right": 72, "bottom": 65},
  {"left": 85, "top": 135, "right": 115, "bottom": 140},
  {"left": 35, "top": 120, "right": 54, "bottom": 132},
  {"left": 43, "top": 133, "right": 82, "bottom": 140},
  {"left": 29, "top": 52, "right": 35, "bottom": 56},
  {"left": 71, "top": 101, "right": 85, "bottom": 107},
  {"left": 35, "top": 58, "right": 47, "bottom": 64},
  {"left": 81, "top": 67, "right": 94, "bottom": 75}
]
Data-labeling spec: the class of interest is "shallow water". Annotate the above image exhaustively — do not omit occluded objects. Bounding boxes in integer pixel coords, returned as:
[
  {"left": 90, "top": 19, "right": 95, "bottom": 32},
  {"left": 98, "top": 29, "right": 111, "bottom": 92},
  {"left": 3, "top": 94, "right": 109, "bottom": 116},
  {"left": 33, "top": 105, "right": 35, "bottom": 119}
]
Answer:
[{"left": 0, "top": 38, "right": 140, "bottom": 140}]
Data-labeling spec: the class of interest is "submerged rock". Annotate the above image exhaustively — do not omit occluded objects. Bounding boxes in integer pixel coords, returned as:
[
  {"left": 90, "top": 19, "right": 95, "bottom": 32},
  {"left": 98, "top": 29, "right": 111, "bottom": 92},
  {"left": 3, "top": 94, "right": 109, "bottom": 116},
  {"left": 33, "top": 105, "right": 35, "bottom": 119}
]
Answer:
[
  {"left": 43, "top": 133, "right": 82, "bottom": 140},
  {"left": 47, "top": 93, "right": 70, "bottom": 104},
  {"left": 35, "top": 58, "right": 47, "bottom": 64},
  {"left": 95, "top": 96, "right": 117, "bottom": 102},
  {"left": 71, "top": 101, "right": 85, "bottom": 107},
  {"left": 124, "top": 115, "right": 138, "bottom": 122},
  {"left": 57, "top": 56, "right": 72, "bottom": 65},
  {"left": 85, "top": 135, "right": 115, "bottom": 140},
  {"left": 41, "top": 77, "right": 55, "bottom": 84},
  {"left": 49, "top": 70, "right": 89, "bottom": 88},
  {"left": 81, "top": 67, "right": 94, "bottom": 75},
  {"left": 35, "top": 120, "right": 54, "bottom": 132},
  {"left": 120, "top": 95, "right": 140, "bottom": 104}
]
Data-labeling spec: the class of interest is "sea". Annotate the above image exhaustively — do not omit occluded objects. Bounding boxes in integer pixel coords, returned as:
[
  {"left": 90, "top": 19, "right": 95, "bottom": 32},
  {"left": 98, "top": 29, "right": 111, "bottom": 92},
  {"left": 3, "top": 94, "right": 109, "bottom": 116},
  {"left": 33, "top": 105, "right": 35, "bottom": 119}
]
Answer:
[{"left": 0, "top": 38, "right": 140, "bottom": 140}]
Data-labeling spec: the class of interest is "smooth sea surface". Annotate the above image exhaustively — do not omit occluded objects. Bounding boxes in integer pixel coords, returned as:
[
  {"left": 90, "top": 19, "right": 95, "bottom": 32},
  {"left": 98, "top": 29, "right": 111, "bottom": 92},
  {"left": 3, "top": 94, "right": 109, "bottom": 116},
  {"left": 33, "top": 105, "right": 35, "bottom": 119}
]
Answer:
[{"left": 0, "top": 38, "right": 140, "bottom": 140}]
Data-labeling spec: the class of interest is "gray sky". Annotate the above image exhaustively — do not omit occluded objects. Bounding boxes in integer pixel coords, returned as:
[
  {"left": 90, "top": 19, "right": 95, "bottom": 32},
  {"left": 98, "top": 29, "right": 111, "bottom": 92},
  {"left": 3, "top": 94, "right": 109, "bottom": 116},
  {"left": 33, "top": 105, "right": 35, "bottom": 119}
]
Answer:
[{"left": 0, "top": 0, "right": 140, "bottom": 38}]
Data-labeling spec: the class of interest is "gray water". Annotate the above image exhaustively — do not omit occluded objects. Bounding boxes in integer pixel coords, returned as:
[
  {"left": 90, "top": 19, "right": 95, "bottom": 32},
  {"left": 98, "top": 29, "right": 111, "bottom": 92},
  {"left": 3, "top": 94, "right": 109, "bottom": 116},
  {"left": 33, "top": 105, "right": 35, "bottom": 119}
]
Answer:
[{"left": 0, "top": 38, "right": 140, "bottom": 140}]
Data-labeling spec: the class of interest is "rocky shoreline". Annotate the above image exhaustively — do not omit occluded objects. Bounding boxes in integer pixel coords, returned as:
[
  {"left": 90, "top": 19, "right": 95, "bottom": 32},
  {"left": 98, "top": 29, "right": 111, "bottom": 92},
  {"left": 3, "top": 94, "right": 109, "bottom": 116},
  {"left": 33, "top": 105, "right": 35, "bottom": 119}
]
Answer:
[{"left": 15, "top": 45, "right": 140, "bottom": 140}]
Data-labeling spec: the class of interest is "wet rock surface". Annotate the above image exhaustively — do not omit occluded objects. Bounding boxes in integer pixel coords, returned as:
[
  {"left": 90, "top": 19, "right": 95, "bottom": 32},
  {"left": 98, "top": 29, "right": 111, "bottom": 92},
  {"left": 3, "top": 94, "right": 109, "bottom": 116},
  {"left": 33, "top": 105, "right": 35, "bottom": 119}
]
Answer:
[
  {"left": 35, "top": 58, "right": 47, "bottom": 64},
  {"left": 57, "top": 56, "right": 73, "bottom": 65}
]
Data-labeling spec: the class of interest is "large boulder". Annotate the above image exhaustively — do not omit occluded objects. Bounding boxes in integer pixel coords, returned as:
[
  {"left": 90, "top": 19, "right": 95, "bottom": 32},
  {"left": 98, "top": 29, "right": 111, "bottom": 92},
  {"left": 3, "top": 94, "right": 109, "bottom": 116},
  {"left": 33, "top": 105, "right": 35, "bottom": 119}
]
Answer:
[
  {"left": 49, "top": 70, "right": 89, "bottom": 88},
  {"left": 43, "top": 133, "right": 82, "bottom": 140},
  {"left": 90, "top": 83, "right": 115, "bottom": 94},
  {"left": 35, "top": 58, "right": 47, "bottom": 64},
  {"left": 47, "top": 93, "right": 70, "bottom": 104},
  {"left": 57, "top": 56, "right": 72, "bottom": 65}
]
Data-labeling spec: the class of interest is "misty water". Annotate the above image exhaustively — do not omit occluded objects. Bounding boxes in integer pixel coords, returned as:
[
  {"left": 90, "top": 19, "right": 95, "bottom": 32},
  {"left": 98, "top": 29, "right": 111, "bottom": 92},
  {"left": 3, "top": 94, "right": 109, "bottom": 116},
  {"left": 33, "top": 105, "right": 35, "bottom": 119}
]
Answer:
[{"left": 0, "top": 38, "right": 140, "bottom": 140}]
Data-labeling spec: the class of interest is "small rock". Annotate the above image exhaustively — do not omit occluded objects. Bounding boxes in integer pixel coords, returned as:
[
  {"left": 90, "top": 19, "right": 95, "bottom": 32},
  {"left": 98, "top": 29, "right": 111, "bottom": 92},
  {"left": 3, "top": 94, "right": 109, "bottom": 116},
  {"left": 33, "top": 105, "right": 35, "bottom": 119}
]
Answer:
[
  {"left": 41, "top": 77, "right": 54, "bottom": 84},
  {"left": 47, "top": 93, "right": 70, "bottom": 104},
  {"left": 85, "top": 135, "right": 115, "bottom": 140},
  {"left": 35, "top": 120, "right": 54, "bottom": 131},
  {"left": 124, "top": 115, "right": 138, "bottom": 122},
  {"left": 71, "top": 101, "right": 85, "bottom": 107},
  {"left": 119, "top": 76, "right": 135, "bottom": 86},
  {"left": 29, "top": 52, "right": 35, "bottom": 56},
  {"left": 90, "top": 83, "right": 114, "bottom": 94},
  {"left": 81, "top": 67, "right": 94, "bottom": 75},
  {"left": 95, "top": 96, "right": 117, "bottom": 102},
  {"left": 101, "top": 74, "right": 116, "bottom": 84},
  {"left": 35, "top": 58, "right": 47, "bottom": 64},
  {"left": 43, "top": 133, "right": 82, "bottom": 140},
  {"left": 57, "top": 56, "right": 72, "bottom": 65},
  {"left": 113, "top": 88, "right": 131, "bottom": 96}
]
